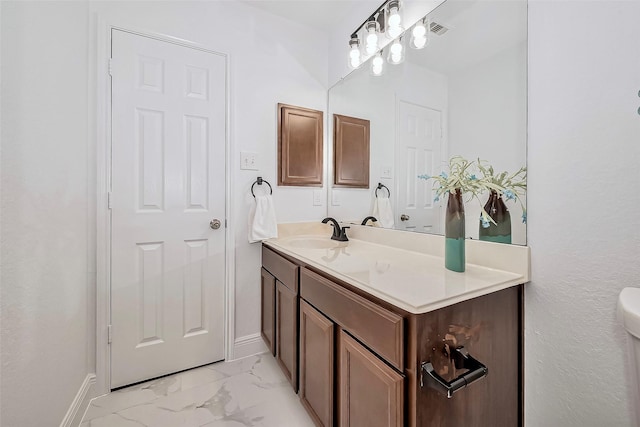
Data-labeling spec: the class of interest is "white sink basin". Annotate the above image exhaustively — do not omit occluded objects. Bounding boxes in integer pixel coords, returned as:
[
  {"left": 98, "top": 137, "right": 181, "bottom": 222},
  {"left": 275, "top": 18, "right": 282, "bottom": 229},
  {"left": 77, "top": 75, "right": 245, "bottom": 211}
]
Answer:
[{"left": 285, "top": 237, "right": 342, "bottom": 249}]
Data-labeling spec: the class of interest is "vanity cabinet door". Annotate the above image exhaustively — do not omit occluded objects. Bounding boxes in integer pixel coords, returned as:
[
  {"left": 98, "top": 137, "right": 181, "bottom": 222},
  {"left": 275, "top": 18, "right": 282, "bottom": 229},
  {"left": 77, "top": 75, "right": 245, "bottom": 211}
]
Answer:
[
  {"left": 300, "top": 300, "right": 335, "bottom": 427},
  {"left": 276, "top": 280, "right": 298, "bottom": 391},
  {"left": 338, "top": 330, "right": 404, "bottom": 427},
  {"left": 261, "top": 268, "right": 276, "bottom": 356}
]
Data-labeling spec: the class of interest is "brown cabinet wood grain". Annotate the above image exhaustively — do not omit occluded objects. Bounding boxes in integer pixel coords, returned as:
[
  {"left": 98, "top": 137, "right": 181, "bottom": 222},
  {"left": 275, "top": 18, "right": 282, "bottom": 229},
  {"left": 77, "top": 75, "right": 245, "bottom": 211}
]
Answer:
[
  {"left": 260, "top": 268, "right": 276, "bottom": 356},
  {"left": 276, "top": 280, "right": 298, "bottom": 391},
  {"left": 338, "top": 330, "right": 404, "bottom": 427},
  {"left": 299, "top": 300, "right": 335, "bottom": 427},
  {"left": 333, "top": 114, "right": 370, "bottom": 188},
  {"left": 278, "top": 103, "right": 323, "bottom": 187},
  {"left": 300, "top": 268, "right": 404, "bottom": 370}
]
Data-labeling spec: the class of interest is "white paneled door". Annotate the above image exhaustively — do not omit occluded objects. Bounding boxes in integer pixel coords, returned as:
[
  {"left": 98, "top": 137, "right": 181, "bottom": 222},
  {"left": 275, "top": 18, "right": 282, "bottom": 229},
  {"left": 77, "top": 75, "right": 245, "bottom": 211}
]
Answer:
[
  {"left": 110, "top": 30, "right": 226, "bottom": 389},
  {"left": 396, "top": 101, "right": 443, "bottom": 234}
]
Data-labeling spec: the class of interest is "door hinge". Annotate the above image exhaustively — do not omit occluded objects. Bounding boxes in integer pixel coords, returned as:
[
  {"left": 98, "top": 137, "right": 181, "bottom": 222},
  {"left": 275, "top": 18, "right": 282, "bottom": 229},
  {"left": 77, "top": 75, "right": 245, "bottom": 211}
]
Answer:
[
  {"left": 108, "top": 58, "right": 113, "bottom": 76},
  {"left": 108, "top": 192, "right": 113, "bottom": 209},
  {"left": 107, "top": 325, "right": 112, "bottom": 344}
]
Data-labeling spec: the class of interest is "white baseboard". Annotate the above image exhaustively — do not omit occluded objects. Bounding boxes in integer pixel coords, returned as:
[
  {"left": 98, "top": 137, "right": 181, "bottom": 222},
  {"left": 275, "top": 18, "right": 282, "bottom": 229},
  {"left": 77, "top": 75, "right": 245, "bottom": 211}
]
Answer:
[
  {"left": 60, "top": 373, "right": 96, "bottom": 427},
  {"left": 232, "top": 333, "right": 268, "bottom": 360}
]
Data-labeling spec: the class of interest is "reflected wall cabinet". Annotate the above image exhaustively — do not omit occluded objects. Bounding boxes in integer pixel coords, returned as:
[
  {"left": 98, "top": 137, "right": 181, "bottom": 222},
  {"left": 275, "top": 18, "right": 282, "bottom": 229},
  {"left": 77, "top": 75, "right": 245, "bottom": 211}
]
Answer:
[{"left": 333, "top": 114, "right": 370, "bottom": 188}]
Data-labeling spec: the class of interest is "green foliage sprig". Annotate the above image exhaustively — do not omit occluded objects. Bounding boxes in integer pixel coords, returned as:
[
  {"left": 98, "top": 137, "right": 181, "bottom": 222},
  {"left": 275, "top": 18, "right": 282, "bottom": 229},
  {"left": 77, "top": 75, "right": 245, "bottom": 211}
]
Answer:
[{"left": 476, "top": 159, "right": 527, "bottom": 225}]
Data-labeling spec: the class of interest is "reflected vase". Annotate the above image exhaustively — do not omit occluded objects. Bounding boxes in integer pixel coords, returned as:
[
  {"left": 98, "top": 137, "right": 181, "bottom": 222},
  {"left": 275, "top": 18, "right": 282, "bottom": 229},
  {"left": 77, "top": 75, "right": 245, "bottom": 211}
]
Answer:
[
  {"left": 445, "top": 189, "right": 465, "bottom": 272},
  {"left": 479, "top": 191, "right": 512, "bottom": 244}
]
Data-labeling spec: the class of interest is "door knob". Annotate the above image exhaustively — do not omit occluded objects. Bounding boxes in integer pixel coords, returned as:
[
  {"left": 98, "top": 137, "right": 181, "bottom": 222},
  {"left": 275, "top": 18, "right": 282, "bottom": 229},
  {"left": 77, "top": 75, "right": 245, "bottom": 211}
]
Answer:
[
  {"left": 400, "top": 214, "right": 410, "bottom": 221},
  {"left": 210, "top": 219, "right": 222, "bottom": 230}
]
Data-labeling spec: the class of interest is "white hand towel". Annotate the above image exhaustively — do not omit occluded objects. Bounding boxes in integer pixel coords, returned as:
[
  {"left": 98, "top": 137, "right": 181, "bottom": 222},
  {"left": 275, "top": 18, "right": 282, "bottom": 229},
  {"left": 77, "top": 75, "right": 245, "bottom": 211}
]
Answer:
[
  {"left": 248, "top": 194, "right": 278, "bottom": 243},
  {"left": 372, "top": 196, "right": 395, "bottom": 229}
]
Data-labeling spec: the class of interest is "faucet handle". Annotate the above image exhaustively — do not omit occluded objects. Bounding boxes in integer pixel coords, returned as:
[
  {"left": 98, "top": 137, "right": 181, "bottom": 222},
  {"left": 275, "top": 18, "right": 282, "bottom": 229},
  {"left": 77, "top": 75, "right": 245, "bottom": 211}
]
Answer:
[{"left": 337, "top": 226, "right": 350, "bottom": 242}]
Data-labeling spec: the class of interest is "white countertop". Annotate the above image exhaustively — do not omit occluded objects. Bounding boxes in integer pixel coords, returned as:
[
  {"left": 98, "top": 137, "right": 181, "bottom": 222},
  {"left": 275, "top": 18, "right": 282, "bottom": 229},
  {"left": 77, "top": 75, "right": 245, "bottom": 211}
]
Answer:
[{"left": 264, "top": 222, "right": 530, "bottom": 315}]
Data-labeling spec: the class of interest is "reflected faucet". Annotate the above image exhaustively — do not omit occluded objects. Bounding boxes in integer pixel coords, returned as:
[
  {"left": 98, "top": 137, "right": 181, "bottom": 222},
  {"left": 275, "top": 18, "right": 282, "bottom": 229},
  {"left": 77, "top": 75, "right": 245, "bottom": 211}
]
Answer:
[
  {"left": 361, "top": 216, "right": 378, "bottom": 226},
  {"left": 321, "top": 217, "right": 350, "bottom": 242}
]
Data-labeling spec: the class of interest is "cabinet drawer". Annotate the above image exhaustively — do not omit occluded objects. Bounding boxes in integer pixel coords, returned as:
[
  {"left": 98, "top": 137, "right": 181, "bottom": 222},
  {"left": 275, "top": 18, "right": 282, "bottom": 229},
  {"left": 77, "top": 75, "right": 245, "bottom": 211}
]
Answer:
[
  {"left": 300, "top": 268, "right": 404, "bottom": 370},
  {"left": 262, "top": 246, "right": 298, "bottom": 293}
]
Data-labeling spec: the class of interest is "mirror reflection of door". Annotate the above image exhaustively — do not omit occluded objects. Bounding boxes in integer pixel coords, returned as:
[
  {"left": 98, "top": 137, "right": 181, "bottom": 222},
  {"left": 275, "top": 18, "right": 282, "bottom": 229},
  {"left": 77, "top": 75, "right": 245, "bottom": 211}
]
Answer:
[{"left": 395, "top": 101, "right": 443, "bottom": 234}]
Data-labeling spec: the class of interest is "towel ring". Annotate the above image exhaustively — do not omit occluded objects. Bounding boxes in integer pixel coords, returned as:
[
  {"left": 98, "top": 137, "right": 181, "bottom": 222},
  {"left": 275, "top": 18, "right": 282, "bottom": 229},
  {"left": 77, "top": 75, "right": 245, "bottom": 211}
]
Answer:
[
  {"left": 251, "top": 177, "right": 273, "bottom": 198},
  {"left": 375, "top": 183, "right": 390, "bottom": 198}
]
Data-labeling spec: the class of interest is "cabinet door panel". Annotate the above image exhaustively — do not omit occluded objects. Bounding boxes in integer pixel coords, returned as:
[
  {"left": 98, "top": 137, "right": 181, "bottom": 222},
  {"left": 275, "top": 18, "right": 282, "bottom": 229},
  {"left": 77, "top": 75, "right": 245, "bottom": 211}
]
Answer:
[
  {"left": 339, "top": 330, "right": 404, "bottom": 427},
  {"left": 300, "top": 300, "right": 334, "bottom": 427},
  {"left": 261, "top": 268, "right": 276, "bottom": 356},
  {"left": 276, "top": 280, "right": 298, "bottom": 391}
]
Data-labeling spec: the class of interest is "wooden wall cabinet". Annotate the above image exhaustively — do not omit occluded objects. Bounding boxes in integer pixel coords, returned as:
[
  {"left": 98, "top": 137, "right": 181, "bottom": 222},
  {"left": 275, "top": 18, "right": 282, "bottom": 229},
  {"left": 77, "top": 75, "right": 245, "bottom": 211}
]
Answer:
[
  {"left": 278, "top": 103, "right": 323, "bottom": 187},
  {"left": 333, "top": 114, "right": 370, "bottom": 188}
]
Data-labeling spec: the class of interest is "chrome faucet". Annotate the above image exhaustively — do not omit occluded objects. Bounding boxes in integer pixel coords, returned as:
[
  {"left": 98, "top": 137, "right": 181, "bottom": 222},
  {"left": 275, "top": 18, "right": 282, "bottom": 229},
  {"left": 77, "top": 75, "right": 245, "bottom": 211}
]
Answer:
[
  {"left": 321, "top": 217, "right": 350, "bottom": 242},
  {"left": 361, "top": 216, "right": 378, "bottom": 226}
]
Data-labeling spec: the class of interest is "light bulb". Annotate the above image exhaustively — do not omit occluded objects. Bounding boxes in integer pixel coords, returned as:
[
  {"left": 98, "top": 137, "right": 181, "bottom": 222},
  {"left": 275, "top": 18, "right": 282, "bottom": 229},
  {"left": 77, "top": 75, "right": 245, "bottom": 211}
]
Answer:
[
  {"left": 366, "top": 33, "right": 378, "bottom": 54},
  {"left": 413, "top": 36, "right": 427, "bottom": 49},
  {"left": 371, "top": 52, "right": 384, "bottom": 76},
  {"left": 386, "top": 0, "right": 402, "bottom": 40},
  {"left": 390, "top": 53, "right": 402, "bottom": 64},
  {"left": 390, "top": 41, "right": 403, "bottom": 55},
  {"left": 412, "top": 23, "right": 426, "bottom": 38},
  {"left": 388, "top": 10, "right": 401, "bottom": 28},
  {"left": 348, "top": 37, "right": 361, "bottom": 69}
]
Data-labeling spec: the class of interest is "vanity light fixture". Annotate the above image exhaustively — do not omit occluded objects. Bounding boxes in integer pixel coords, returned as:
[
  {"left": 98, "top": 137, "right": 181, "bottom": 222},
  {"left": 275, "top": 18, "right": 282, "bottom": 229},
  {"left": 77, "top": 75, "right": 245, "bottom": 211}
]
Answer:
[
  {"left": 348, "top": 36, "right": 362, "bottom": 69},
  {"left": 410, "top": 18, "right": 429, "bottom": 49},
  {"left": 387, "top": 36, "right": 405, "bottom": 65},
  {"left": 385, "top": 0, "right": 403, "bottom": 39},
  {"left": 370, "top": 50, "right": 385, "bottom": 76}
]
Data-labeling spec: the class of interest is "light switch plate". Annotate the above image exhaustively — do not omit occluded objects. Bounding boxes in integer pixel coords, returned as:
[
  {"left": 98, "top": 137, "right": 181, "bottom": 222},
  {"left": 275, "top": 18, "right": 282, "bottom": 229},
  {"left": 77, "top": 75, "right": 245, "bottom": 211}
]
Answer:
[
  {"left": 381, "top": 165, "right": 393, "bottom": 179},
  {"left": 313, "top": 190, "right": 323, "bottom": 206},
  {"left": 240, "top": 151, "right": 258, "bottom": 170},
  {"left": 331, "top": 190, "right": 340, "bottom": 206}
]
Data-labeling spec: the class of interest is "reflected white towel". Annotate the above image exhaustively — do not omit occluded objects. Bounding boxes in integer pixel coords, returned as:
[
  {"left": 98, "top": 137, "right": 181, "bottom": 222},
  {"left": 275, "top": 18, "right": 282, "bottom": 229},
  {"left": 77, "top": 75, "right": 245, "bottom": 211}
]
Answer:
[
  {"left": 372, "top": 196, "right": 394, "bottom": 229},
  {"left": 248, "top": 194, "right": 278, "bottom": 243}
]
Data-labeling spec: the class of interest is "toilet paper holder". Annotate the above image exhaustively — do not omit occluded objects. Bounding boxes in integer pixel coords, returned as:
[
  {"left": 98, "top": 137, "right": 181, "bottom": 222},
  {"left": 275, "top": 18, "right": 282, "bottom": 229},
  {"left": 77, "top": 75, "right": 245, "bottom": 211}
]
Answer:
[{"left": 420, "top": 346, "right": 488, "bottom": 398}]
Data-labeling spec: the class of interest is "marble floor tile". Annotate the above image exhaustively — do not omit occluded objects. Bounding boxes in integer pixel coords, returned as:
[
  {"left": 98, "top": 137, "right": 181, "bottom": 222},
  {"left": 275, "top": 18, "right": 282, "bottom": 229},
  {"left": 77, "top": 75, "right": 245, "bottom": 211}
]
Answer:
[{"left": 80, "top": 354, "right": 315, "bottom": 427}]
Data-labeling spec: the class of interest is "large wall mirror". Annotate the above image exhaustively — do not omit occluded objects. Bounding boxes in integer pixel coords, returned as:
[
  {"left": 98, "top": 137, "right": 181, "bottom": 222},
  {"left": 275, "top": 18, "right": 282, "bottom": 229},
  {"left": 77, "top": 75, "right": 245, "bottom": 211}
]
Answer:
[{"left": 327, "top": 0, "right": 527, "bottom": 245}]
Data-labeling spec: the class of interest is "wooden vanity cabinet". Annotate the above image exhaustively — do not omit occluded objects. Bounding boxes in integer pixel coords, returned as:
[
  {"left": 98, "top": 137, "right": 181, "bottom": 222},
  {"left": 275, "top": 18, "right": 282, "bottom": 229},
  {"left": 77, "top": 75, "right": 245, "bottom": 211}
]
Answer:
[
  {"left": 261, "top": 244, "right": 523, "bottom": 427},
  {"left": 299, "top": 300, "right": 335, "bottom": 427},
  {"left": 338, "top": 330, "right": 404, "bottom": 427},
  {"left": 260, "top": 268, "right": 276, "bottom": 356},
  {"left": 261, "top": 246, "right": 299, "bottom": 391},
  {"left": 299, "top": 267, "right": 405, "bottom": 427}
]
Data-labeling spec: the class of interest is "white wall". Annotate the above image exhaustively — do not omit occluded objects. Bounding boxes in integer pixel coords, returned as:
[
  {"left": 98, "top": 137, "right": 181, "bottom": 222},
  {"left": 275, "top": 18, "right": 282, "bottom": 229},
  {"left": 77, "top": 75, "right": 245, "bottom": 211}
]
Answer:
[
  {"left": 448, "top": 41, "right": 527, "bottom": 244},
  {"left": 1, "top": 2, "right": 92, "bottom": 425},
  {"left": 527, "top": 1, "right": 640, "bottom": 425},
  {"left": 1, "top": 1, "right": 328, "bottom": 424}
]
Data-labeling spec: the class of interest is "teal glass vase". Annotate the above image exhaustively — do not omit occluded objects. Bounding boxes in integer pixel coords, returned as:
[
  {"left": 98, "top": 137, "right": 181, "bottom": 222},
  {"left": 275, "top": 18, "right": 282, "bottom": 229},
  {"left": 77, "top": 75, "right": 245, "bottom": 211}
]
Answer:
[
  {"left": 445, "top": 189, "right": 465, "bottom": 272},
  {"left": 479, "top": 191, "right": 512, "bottom": 244}
]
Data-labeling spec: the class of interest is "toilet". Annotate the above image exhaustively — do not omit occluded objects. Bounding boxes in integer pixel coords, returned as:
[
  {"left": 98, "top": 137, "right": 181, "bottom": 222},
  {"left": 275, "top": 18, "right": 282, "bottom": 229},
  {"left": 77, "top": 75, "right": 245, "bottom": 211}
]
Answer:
[{"left": 618, "top": 287, "right": 640, "bottom": 425}]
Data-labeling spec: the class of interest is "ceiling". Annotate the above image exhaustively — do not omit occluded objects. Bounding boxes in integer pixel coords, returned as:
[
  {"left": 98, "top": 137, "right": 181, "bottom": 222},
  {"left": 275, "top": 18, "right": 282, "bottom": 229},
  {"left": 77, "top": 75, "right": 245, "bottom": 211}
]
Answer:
[{"left": 240, "top": 0, "right": 378, "bottom": 33}]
